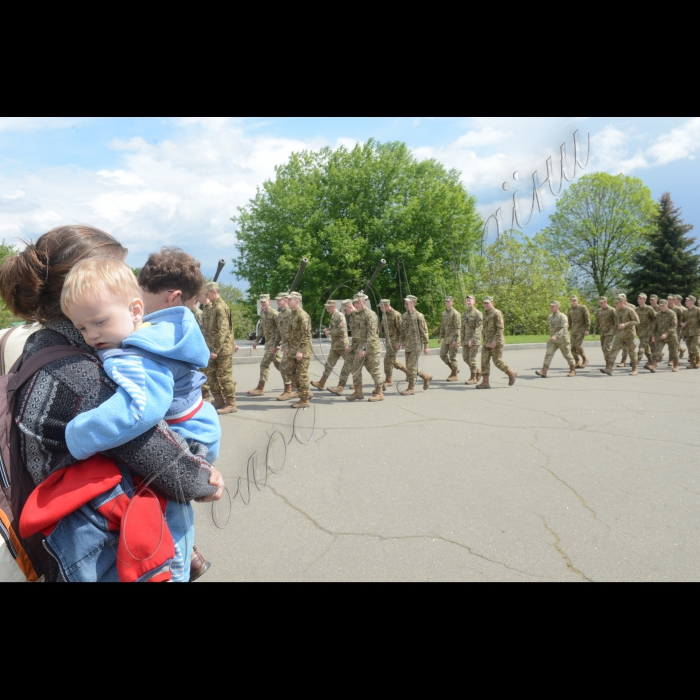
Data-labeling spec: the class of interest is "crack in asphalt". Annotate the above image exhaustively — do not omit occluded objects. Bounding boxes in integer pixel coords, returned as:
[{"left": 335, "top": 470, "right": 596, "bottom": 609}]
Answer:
[
  {"left": 538, "top": 515, "right": 593, "bottom": 582},
  {"left": 267, "top": 485, "right": 550, "bottom": 581}
]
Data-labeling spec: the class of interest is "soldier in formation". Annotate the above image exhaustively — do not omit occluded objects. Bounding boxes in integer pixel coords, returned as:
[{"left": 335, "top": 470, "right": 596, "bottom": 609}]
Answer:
[
  {"left": 477, "top": 297, "right": 517, "bottom": 389},
  {"left": 567, "top": 297, "right": 591, "bottom": 369},
  {"left": 203, "top": 281, "right": 238, "bottom": 414},
  {"left": 398, "top": 295, "right": 431, "bottom": 396},
  {"left": 378, "top": 299, "right": 408, "bottom": 389},
  {"left": 536, "top": 301, "right": 577, "bottom": 378},
  {"left": 286, "top": 292, "right": 313, "bottom": 409},
  {"left": 649, "top": 299, "right": 679, "bottom": 372},
  {"left": 328, "top": 300, "right": 357, "bottom": 396},
  {"left": 346, "top": 292, "right": 385, "bottom": 402},
  {"left": 601, "top": 295, "right": 640, "bottom": 376},
  {"left": 311, "top": 300, "right": 348, "bottom": 391},
  {"left": 683, "top": 296, "right": 700, "bottom": 369},
  {"left": 595, "top": 296, "right": 617, "bottom": 360},
  {"left": 196, "top": 292, "right": 212, "bottom": 401},
  {"left": 248, "top": 294, "right": 281, "bottom": 396},
  {"left": 276, "top": 293, "right": 296, "bottom": 401},
  {"left": 671, "top": 295, "right": 686, "bottom": 361},
  {"left": 635, "top": 294, "right": 657, "bottom": 368},
  {"left": 437, "top": 296, "right": 461, "bottom": 381},
  {"left": 460, "top": 294, "right": 482, "bottom": 385}
]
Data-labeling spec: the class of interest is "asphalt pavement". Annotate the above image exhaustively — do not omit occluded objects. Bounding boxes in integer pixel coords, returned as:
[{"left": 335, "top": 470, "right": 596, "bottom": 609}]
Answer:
[{"left": 194, "top": 345, "right": 700, "bottom": 582}]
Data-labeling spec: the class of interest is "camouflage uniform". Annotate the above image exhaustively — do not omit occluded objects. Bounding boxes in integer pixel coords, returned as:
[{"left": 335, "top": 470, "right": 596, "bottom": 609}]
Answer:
[
  {"left": 567, "top": 304, "right": 591, "bottom": 366},
  {"left": 438, "top": 306, "right": 462, "bottom": 375},
  {"left": 673, "top": 300, "right": 686, "bottom": 356},
  {"left": 199, "top": 303, "right": 212, "bottom": 396},
  {"left": 608, "top": 305, "right": 640, "bottom": 367},
  {"left": 481, "top": 307, "right": 513, "bottom": 378},
  {"left": 338, "top": 311, "right": 358, "bottom": 384},
  {"left": 543, "top": 311, "right": 576, "bottom": 367},
  {"left": 653, "top": 307, "right": 679, "bottom": 363},
  {"left": 287, "top": 306, "right": 313, "bottom": 401},
  {"left": 460, "top": 307, "right": 483, "bottom": 374},
  {"left": 635, "top": 304, "right": 657, "bottom": 363},
  {"left": 350, "top": 307, "right": 383, "bottom": 388},
  {"left": 683, "top": 301, "right": 700, "bottom": 365},
  {"left": 278, "top": 307, "right": 293, "bottom": 385},
  {"left": 320, "top": 309, "right": 349, "bottom": 380},
  {"left": 400, "top": 308, "right": 430, "bottom": 384},
  {"left": 380, "top": 307, "right": 406, "bottom": 377},
  {"left": 618, "top": 300, "right": 638, "bottom": 365},
  {"left": 193, "top": 305, "right": 204, "bottom": 329},
  {"left": 257, "top": 307, "right": 282, "bottom": 383},
  {"left": 205, "top": 297, "right": 235, "bottom": 399},
  {"left": 595, "top": 305, "right": 617, "bottom": 359}
]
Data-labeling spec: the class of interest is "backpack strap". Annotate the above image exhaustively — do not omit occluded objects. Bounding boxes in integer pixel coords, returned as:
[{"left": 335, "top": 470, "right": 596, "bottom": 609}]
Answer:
[
  {"left": 7, "top": 346, "right": 92, "bottom": 397},
  {"left": 0, "top": 327, "right": 18, "bottom": 376}
]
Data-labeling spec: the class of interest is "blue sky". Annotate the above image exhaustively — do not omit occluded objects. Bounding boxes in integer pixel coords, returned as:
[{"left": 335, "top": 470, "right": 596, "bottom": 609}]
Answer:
[{"left": 1, "top": 117, "right": 698, "bottom": 282}]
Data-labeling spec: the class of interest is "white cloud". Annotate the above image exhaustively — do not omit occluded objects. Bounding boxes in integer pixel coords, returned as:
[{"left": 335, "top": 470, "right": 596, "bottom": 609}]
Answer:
[
  {"left": 455, "top": 126, "right": 510, "bottom": 148},
  {"left": 646, "top": 117, "right": 700, "bottom": 164},
  {"left": 0, "top": 117, "right": 91, "bottom": 132}
]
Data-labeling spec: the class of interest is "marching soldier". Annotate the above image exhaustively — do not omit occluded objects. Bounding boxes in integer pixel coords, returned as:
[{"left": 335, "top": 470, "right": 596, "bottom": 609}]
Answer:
[
  {"left": 328, "top": 300, "right": 357, "bottom": 396},
  {"left": 286, "top": 292, "right": 313, "bottom": 409},
  {"left": 197, "top": 292, "right": 212, "bottom": 402},
  {"left": 635, "top": 294, "right": 657, "bottom": 368},
  {"left": 682, "top": 296, "right": 700, "bottom": 369},
  {"left": 346, "top": 292, "right": 385, "bottom": 402},
  {"left": 311, "top": 300, "right": 348, "bottom": 390},
  {"left": 476, "top": 297, "right": 517, "bottom": 389},
  {"left": 616, "top": 293, "right": 638, "bottom": 367},
  {"left": 437, "top": 296, "right": 462, "bottom": 381},
  {"left": 398, "top": 295, "right": 431, "bottom": 396},
  {"left": 567, "top": 297, "right": 591, "bottom": 369},
  {"left": 194, "top": 291, "right": 209, "bottom": 330},
  {"left": 536, "top": 302, "right": 577, "bottom": 378},
  {"left": 601, "top": 294, "right": 640, "bottom": 376},
  {"left": 674, "top": 295, "right": 687, "bottom": 360},
  {"left": 276, "top": 293, "right": 295, "bottom": 401},
  {"left": 204, "top": 281, "right": 239, "bottom": 414},
  {"left": 595, "top": 297, "right": 617, "bottom": 362},
  {"left": 378, "top": 299, "right": 408, "bottom": 388},
  {"left": 650, "top": 299, "right": 679, "bottom": 372},
  {"left": 248, "top": 294, "right": 282, "bottom": 397},
  {"left": 460, "top": 294, "right": 483, "bottom": 385}
]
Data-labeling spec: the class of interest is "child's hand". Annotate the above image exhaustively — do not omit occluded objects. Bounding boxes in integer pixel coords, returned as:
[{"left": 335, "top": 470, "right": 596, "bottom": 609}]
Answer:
[{"left": 195, "top": 467, "right": 226, "bottom": 503}]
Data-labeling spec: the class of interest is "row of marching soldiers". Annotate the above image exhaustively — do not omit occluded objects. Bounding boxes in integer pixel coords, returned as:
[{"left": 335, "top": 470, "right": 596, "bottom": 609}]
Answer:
[{"left": 537, "top": 292, "right": 700, "bottom": 378}]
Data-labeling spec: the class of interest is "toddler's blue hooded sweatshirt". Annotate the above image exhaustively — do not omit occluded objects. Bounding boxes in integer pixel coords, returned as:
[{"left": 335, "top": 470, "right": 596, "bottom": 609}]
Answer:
[{"left": 66, "top": 307, "right": 221, "bottom": 463}]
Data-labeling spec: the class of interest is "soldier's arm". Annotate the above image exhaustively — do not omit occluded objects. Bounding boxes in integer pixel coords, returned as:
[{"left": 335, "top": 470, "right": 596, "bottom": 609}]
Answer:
[
  {"left": 554, "top": 315, "right": 568, "bottom": 340},
  {"left": 584, "top": 307, "right": 591, "bottom": 331},
  {"left": 210, "top": 305, "right": 225, "bottom": 355},
  {"left": 452, "top": 312, "right": 462, "bottom": 343},
  {"left": 420, "top": 315, "right": 429, "bottom": 349},
  {"left": 399, "top": 317, "right": 407, "bottom": 346},
  {"left": 495, "top": 314, "right": 506, "bottom": 345},
  {"left": 255, "top": 314, "right": 265, "bottom": 344}
]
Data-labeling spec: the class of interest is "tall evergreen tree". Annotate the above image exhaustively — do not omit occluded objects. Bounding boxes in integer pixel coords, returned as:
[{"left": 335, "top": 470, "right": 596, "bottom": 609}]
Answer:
[{"left": 627, "top": 193, "right": 700, "bottom": 299}]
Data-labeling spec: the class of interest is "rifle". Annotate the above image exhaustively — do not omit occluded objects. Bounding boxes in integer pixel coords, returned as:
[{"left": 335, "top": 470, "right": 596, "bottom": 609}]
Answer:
[
  {"left": 289, "top": 258, "right": 309, "bottom": 294},
  {"left": 213, "top": 259, "right": 226, "bottom": 283},
  {"left": 363, "top": 259, "right": 386, "bottom": 294}
]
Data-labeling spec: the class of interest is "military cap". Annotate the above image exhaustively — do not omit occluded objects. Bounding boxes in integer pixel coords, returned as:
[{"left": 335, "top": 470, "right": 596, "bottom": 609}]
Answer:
[
  {"left": 205, "top": 281, "right": 219, "bottom": 291},
  {"left": 445, "top": 296, "right": 455, "bottom": 302},
  {"left": 354, "top": 292, "right": 369, "bottom": 302},
  {"left": 550, "top": 301, "right": 561, "bottom": 307},
  {"left": 259, "top": 293, "right": 271, "bottom": 303},
  {"left": 676, "top": 294, "right": 684, "bottom": 300},
  {"left": 324, "top": 299, "right": 337, "bottom": 308},
  {"left": 465, "top": 294, "right": 475, "bottom": 301},
  {"left": 687, "top": 296, "right": 697, "bottom": 303},
  {"left": 289, "top": 291, "right": 302, "bottom": 301},
  {"left": 598, "top": 296, "right": 608, "bottom": 302},
  {"left": 483, "top": 296, "right": 494, "bottom": 304},
  {"left": 379, "top": 299, "right": 391, "bottom": 306},
  {"left": 637, "top": 293, "right": 647, "bottom": 300},
  {"left": 619, "top": 293, "right": 628, "bottom": 299},
  {"left": 650, "top": 294, "right": 659, "bottom": 301},
  {"left": 275, "top": 293, "right": 289, "bottom": 301},
  {"left": 404, "top": 295, "right": 418, "bottom": 303},
  {"left": 659, "top": 299, "right": 668, "bottom": 306},
  {"left": 615, "top": 294, "right": 627, "bottom": 302},
  {"left": 341, "top": 299, "right": 354, "bottom": 309},
  {"left": 570, "top": 296, "right": 578, "bottom": 301}
]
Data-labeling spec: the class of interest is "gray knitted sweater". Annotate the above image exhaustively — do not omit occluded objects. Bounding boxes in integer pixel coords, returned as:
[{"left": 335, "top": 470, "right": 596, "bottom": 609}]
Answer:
[{"left": 15, "top": 320, "right": 216, "bottom": 502}]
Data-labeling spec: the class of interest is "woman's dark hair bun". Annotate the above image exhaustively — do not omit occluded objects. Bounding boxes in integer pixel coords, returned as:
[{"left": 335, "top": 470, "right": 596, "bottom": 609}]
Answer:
[{"left": 0, "top": 225, "right": 127, "bottom": 324}]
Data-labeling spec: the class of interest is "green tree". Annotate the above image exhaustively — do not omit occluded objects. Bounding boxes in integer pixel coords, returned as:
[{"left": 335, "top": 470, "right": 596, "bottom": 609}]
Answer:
[
  {"left": 232, "top": 140, "right": 483, "bottom": 329},
  {"left": 542, "top": 173, "right": 657, "bottom": 295},
  {"left": 626, "top": 193, "right": 700, "bottom": 299},
  {"left": 471, "top": 231, "right": 581, "bottom": 335},
  {"left": 1, "top": 241, "right": 19, "bottom": 329},
  {"left": 216, "top": 282, "right": 257, "bottom": 340}
]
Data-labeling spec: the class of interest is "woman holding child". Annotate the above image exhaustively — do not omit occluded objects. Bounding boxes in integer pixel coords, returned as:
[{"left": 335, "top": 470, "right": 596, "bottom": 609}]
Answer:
[{"left": 0, "top": 225, "right": 225, "bottom": 582}]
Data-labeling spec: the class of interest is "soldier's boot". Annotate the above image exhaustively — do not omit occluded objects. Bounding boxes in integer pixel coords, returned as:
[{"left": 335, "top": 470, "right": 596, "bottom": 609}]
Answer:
[
  {"left": 248, "top": 382, "right": 265, "bottom": 396},
  {"left": 476, "top": 372, "right": 482, "bottom": 384},
  {"left": 202, "top": 388, "right": 213, "bottom": 403},
  {"left": 212, "top": 393, "right": 226, "bottom": 410},
  {"left": 311, "top": 377, "right": 327, "bottom": 390},
  {"left": 421, "top": 372, "right": 432, "bottom": 391},
  {"left": 277, "top": 384, "right": 294, "bottom": 401},
  {"left": 327, "top": 381, "right": 346, "bottom": 396},
  {"left": 672, "top": 360, "right": 680, "bottom": 373},
  {"left": 536, "top": 366, "right": 549, "bottom": 378},
  {"left": 475, "top": 375, "right": 491, "bottom": 390},
  {"left": 581, "top": 355, "right": 589, "bottom": 369},
  {"left": 630, "top": 363, "right": 639, "bottom": 376},
  {"left": 368, "top": 386, "right": 385, "bottom": 402},
  {"left": 289, "top": 385, "right": 300, "bottom": 400},
  {"left": 217, "top": 396, "right": 238, "bottom": 414},
  {"left": 507, "top": 370, "right": 518, "bottom": 386},
  {"left": 648, "top": 360, "right": 657, "bottom": 373},
  {"left": 400, "top": 382, "right": 416, "bottom": 396},
  {"left": 600, "top": 362, "right": 614, "bottom": 376},
  {"left": 292, "top": 397, "right": 311, "bottom": 409},
  {"left": 466, "top": 371, "right": 477, "bottom": 385},
  {"left": 617, "top": 361, "right": 627, "bottom": 368},
  {"left": 567, "top": 365, "right": 577, "bottom": 377},
  {"left": 692, "top": 356, "right": 700, "bottom": 369},
  {"left": 383, "top": 371, "right": 393, "bottom": 389},
  {"left": 690, "top": 356, "right": 699, "bottom": 369},
  {"left": 345, "top": 386, "right": 365, "bottom": 402},
  {"left": 446, "top": 368, "right": 459, "bottom": 382},
  {"left": 680, "top": 347, "right": 686, "bottom": 359}
]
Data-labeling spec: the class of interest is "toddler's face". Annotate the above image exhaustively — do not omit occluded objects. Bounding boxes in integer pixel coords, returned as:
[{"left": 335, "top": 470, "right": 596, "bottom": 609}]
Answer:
[{"left": 65, "top": 296, "right": 144, "bottom": 351}]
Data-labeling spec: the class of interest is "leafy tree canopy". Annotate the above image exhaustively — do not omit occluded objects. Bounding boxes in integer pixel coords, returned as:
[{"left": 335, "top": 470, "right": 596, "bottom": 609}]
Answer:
[
  {"left": 626, "top": 193, "right": 700, "bottom": 299},
  {"left": 542, "top": 172, "right": 657, "bottom": 296},
  {"left": 232, "top": 139, "right": 483, "bottom": 328}
]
